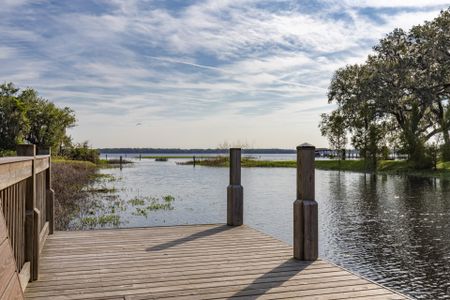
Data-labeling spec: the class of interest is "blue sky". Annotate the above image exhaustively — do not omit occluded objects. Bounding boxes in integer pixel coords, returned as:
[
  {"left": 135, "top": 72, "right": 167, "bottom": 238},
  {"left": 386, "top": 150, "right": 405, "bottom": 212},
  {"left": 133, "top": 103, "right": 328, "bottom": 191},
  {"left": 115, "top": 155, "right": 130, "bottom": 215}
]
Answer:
[{"left": 1, "top": 0, "right": 448, "bottom": 148}]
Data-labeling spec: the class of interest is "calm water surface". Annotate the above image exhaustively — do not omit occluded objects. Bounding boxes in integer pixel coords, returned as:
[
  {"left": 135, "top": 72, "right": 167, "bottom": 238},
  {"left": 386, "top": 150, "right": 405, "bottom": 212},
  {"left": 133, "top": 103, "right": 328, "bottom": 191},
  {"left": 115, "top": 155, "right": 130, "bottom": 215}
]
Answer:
[{"left": 80, "top": 156, "right": 450, "bottom": 299}]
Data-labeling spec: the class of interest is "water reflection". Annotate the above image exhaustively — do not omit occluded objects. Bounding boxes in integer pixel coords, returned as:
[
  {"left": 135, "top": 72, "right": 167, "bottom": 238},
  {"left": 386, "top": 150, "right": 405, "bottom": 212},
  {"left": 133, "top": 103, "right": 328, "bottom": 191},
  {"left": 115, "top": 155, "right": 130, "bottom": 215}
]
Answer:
[{"left": 323, "top": 173, "right": 450, "bottom": 298}]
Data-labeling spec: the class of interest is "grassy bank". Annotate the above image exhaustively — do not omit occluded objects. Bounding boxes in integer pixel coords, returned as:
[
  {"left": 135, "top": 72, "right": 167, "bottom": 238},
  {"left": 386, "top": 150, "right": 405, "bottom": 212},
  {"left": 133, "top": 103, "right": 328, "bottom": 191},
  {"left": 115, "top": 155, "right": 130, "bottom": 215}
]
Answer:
[
  {"left": 181, "top": 157, "right": 450, "bottom": 178},
  {"left": 183, "top": 157, "right": 297, "bottom": 168},
  {"left": 180, "top": 157, "right": 296, "bottom": 167},
  {"left": 52, "top": 159, "right": 99, "bottom": 230},
  {"left": 53, "top": 157, "right": 133, "bottom": 166},
  {"left": 52, "top": 158, "right": 128, "bottom": 230}
]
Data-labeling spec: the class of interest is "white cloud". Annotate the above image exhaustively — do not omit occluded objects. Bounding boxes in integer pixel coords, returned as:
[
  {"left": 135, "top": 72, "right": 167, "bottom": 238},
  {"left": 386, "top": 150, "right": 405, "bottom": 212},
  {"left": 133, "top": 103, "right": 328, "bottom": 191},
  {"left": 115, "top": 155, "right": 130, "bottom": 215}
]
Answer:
[
  {"left": 0, "top": 46, "right": 13, "bottom": 59},
  {"left": 0, "top": 0, "right": 448, "bottom": 147},
  {"left": 334, "top": 0, "right": 450, "bottom": 8},
  {"left": 0, "top": 0, "right": 30, "bottom": 12}
]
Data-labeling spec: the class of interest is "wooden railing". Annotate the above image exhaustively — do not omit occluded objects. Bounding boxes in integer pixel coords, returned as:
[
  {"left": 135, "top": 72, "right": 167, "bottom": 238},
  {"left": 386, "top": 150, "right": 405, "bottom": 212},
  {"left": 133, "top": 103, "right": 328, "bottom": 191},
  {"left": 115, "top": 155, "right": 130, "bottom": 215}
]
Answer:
[
  {"left": 0, "top": 144, "right": 54, "bottom": 293},
  {"left": 0, "top": 179, "right": 27, "bottom": 272}
]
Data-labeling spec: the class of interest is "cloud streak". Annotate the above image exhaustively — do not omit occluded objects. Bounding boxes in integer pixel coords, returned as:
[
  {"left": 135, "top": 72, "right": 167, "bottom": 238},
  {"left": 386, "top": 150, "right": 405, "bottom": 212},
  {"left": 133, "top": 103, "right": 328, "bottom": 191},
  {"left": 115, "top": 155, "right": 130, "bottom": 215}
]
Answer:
[{"left": 0, "top": 0, "right": 448, "bottom": 147}]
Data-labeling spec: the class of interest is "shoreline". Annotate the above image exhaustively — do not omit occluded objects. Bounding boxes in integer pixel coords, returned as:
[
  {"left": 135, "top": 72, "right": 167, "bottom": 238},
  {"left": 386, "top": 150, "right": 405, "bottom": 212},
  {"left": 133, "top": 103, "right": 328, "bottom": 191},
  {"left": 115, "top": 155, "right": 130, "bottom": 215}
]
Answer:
[{"left": 179, "top": 157, "right": 450, "bottom": 179}]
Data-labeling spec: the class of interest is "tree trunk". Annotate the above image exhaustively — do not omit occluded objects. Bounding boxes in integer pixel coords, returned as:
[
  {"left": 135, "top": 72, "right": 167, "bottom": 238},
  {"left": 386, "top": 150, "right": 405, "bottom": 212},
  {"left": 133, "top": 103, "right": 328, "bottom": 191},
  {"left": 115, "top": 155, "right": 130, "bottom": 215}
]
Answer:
[{"left": 442, "top": 130, "right": 450, "bottom": 161}]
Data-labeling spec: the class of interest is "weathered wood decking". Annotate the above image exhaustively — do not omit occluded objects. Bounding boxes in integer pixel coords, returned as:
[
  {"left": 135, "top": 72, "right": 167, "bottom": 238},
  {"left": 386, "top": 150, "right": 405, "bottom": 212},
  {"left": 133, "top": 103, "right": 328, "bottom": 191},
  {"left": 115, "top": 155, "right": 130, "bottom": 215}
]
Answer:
[{"left": 25, "top": 224, "right": 407, "bottom": 300}]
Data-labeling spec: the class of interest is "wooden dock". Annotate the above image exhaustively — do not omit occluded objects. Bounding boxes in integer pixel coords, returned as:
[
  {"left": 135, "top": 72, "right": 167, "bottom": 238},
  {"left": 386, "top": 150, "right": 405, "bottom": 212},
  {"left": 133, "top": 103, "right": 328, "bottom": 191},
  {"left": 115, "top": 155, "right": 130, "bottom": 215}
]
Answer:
[
  {"left": 24, "top": 224, "right": 407, "bottom": 300},
  {"left": 1, "top": 145, "right": 410, "bottom": 299}
]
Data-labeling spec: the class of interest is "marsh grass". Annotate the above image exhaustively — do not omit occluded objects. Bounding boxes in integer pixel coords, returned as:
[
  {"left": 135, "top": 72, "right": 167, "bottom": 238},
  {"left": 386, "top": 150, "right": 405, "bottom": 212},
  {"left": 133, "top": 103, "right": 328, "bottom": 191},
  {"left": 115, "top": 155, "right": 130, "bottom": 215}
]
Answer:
[
  {"left": 85, "top": 187, "right": 117, "bottom": 193},
  {"left": 182, "top": 157, "right": 450, "bottom": 178},
  {"left": 80, "top": 214, "right": 121, "bottom": 228},
  {"left": 53, "top": 158, "right": 178, "bottom": 229},
  {"left": 155, "top": 157, "right": 168, "bottom": 161},
  {"left": 51, "top": 158, "right": 132, "bottom": 230},
  {"left": 98, "top": 158, "right": 133, "bottom": 165},
  {"left": 128, "top": 195, "right": 175, "bottom": 218},
  {"left": 52, "top": 160, "right": 99, "bottom": 230},
  {"left": 90, "top": 173, "right": 116, "bottom": 182},
  {"left": 142, "top": 155, "right": 210, "bottom": 159},
  {"left": 180, "top": 156, "right": 295, "bottom": 168}
]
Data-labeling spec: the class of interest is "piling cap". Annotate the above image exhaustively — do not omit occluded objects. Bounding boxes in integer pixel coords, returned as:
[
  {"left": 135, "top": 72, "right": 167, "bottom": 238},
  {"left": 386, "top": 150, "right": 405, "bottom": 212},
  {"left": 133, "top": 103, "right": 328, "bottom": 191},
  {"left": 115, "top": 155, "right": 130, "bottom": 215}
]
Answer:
[
  {"left": 229, "top": 148, "right": 241, "bottom": 151},
  {"left": 297, "top": 143, "right": 315, "bottom": 150}
]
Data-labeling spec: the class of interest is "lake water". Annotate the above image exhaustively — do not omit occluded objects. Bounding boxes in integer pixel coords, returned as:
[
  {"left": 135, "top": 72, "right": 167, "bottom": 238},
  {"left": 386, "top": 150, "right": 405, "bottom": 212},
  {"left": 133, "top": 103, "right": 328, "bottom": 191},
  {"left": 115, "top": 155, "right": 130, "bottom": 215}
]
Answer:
[{"left": 78, "top": 155, "right": 450, "bottom": 299}]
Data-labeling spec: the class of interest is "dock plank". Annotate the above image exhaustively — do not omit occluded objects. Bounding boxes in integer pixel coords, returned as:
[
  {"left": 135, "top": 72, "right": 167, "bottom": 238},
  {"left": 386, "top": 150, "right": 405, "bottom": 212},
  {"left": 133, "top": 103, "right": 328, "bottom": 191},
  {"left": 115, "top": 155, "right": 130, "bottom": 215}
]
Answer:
[{"left": 25, "top": 224, "right": 408, "bottom": 300}]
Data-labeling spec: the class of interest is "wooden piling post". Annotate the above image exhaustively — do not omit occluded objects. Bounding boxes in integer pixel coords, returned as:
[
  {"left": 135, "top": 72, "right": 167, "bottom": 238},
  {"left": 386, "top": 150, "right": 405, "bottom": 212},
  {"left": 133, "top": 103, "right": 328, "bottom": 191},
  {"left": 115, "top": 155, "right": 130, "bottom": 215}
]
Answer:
[
  {"left": 293, "top": 143, "right": 318, "bottom": 261},
  {"left": 17, "top": 144, "right": 35, "bottom": 157},
  {"left": 193, "top": 156, "right": 196, "bottom": 167},
  {"left": 16, "top": 144, "right": 40, "bottom": 280},
  {"left": 120, "top": 156, "right": 123, "bottom": 169},
  {"left": 37, "top": 147, "right": 55, "bottom": 234},
  {"left": 44, "top": 148, "right": 55, "bottom": 235},
  {"left": 227, "top": 148, "right": 243, "bottom": 226}
]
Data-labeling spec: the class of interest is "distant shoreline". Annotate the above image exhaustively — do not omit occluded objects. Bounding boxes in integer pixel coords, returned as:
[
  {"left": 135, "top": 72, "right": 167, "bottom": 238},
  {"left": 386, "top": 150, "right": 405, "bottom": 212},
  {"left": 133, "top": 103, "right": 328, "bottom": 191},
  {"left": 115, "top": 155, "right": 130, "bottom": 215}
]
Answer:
[{"left": 97, "top": 148, "right": 299, "bottom": 154}]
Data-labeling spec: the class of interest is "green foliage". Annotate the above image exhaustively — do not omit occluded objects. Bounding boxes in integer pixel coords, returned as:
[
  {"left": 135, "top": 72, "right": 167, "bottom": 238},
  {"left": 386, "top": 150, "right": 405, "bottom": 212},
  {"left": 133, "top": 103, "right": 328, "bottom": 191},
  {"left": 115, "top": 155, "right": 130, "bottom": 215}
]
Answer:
[
  {"left": 80, "top": 215, "right": 121, "bottom": 228},
  {"left": 0, "top": 82, "right": 76, "bottom": 152},
  {"left": 98, "top": 158, "right": 133, "bottom": 165},
  {"left": 23, "top": 89, "right": 76, "bottom": 150},
  {"left": 427, "top": 143, "right": 440, "bottom": 170},
  {"left": 319, "top": 110, "right": 347, "bottom": 160},
  {"left": 181, "top": 157, "right": 297, "bottom": 168},
  {"left": 315, "top": 160, "right": 372, "bottom": 172},
  {"left": 61, "top": 142, "right": 100, "bottom": 163},
  {"left": 381, "top": 146, "right": 390, "bottom": 161},
  {"left": 0, "top": 83, "right": 29, "bottom": 150},
  {"left": 128, "top": 197, "right": 146, "bottom": 206},
  {"left": 440, "top": 143, "right": 450, "bottom": 162},
  {"left": 128, "top": 195, "right": 175, "bottom": 218},
  {"left": 322, "top": 9, "right": 450, "bottom": 169},
  {"left": 0, "top": 149, "right": 16, "bottom": 157},
  {"left": 51, "top": 159, "right": 98, "bottom": 229},
  {"left": 182, "top": 156, "right": 450, "bottom": 178},
  {"left": 142, "top": 155, "right": 210, "bottom": 159},
  {"left": 155, "top": 157, "right": 168, "bottom": 161}
]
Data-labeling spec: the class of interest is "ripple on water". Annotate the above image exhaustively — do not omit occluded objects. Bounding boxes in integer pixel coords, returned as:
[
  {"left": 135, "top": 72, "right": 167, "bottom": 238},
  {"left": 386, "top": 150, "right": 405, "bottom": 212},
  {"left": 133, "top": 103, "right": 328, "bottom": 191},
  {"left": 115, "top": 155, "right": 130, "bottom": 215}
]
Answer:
[{"left": 69, "top": 158, "right": 450, "bottom": 299}]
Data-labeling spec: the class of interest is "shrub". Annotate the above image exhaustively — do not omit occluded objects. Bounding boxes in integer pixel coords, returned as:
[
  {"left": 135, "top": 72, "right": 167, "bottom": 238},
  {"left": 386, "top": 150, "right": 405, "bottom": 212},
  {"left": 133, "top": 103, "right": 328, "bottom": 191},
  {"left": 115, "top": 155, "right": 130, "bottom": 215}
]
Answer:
[{"left": 61, "top": 142, "right": 99, "bottom": 163}]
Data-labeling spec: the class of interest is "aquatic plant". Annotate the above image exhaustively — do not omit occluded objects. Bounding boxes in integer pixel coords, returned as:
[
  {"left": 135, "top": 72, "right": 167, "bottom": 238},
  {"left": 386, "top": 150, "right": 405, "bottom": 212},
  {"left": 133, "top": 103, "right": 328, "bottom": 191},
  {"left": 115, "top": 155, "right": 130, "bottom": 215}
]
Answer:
[
  {"left": 128, "top": 197, "right": 146, "bottom": 206},
  {"left": 130, "top": 195, "right": 175, "bottom": 218},
  {"left": 80, "top": 214, "right": 121, "bottom": 228}
]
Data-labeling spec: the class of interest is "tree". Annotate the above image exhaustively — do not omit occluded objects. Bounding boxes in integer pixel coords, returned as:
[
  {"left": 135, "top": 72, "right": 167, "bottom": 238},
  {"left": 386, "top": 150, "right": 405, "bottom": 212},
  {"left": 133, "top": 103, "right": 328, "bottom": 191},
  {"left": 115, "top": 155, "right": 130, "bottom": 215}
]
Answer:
[
  {"left": 319, "top": 110, "right": 347, "bottom": 160},
  {"left": 322, "top": 9, "right": 450, "bottom": 168},
  {"left": 409, "top": 9, "right": 450, "bottom": 160},
  {"left": 0, "top": 82, "right": 76, "bottom": 153},
  {"left": 369, "top": 29, "right": 435, "bottom": 166},
  {"left": 327, "top": 63, "right": 387, "bottom": 168},
  {"left": 217, "top": 140, "right": 250, "bottom": 150},
  {"left": 22, "top": 89, "right": 76, "bottom": 151},
  {"left": 0, "top": 83, "right": 29, "bottom": 151}
]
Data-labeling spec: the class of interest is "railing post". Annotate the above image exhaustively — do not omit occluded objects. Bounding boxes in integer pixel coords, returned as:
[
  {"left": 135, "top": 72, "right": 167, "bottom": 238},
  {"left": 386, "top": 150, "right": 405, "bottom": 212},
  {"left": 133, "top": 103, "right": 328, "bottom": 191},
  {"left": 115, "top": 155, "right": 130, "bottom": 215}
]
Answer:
[
  {"left": 39, "top": 147, "right": 55, "bottom": 234},
  {"left": 16, "top": 144, "right": 40, "bottom": 281},
  {"left": 293, "top": 143, "right": 318, "bottom": 261},
  {"left": 227, "top": 148, "right": 243, "bottom": 226}
]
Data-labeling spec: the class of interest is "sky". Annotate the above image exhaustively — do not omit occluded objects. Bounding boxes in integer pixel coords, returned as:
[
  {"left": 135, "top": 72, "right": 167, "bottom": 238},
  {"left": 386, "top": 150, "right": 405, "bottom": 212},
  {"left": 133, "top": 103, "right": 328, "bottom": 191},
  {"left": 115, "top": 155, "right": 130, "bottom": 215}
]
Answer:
[{"left": 1, "top": 1, "right": 449, "bottom": 149}]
